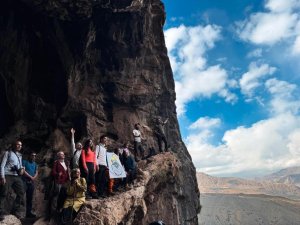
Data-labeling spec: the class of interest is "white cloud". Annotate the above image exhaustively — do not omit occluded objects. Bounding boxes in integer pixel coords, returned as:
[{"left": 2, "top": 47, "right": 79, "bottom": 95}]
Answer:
[
  {"left": 266, "top": 0, "right": 300, "bottom": 13},
  {"left": 186, "top": 75, "right": 300, "bottom": 177},
  {"left": 237, "top": 0, "right": 300, "bottom": 48},
  {"left": 189, "top": 117, "right": 221, "bottom": 130},
  {"left": 187, "top": 113, "right": 300, "bottom": 177},
  {"left": 265, "top": 78, "right": 300, "bottom": 114},
  {"left": 247, "top": 48, "right": 263, "bottom": 58},
  {"left": 238, "top": 12, "right": 297, "bottom": 45},
  {"left": 239, "top": 62, "right": 276, "bottom": 97},
  {"left": 288, "top": 129, "right": 300, "bottom": 155},
  {"left": 292, "top": 35, "right": 300, "bottom": 54},
  {"left": 164, "top": 24, "right": 238, "bottom": 116}
]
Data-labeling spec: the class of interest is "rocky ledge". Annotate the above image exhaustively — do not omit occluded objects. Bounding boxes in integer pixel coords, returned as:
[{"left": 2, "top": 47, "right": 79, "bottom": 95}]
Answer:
[{"left": 29, "top": 152, "right": 199, "bottom": 225}]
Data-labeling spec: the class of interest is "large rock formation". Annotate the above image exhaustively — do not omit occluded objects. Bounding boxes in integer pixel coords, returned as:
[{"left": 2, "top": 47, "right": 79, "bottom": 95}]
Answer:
[{"left": 0, "top": 0, "right": 200, "bottom": 224}]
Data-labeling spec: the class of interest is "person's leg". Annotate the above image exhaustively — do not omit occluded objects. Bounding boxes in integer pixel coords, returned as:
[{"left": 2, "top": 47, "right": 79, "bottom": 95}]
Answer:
[
  {"left": 0, "top": 178, "right": 9, "bottom": 218},
  {"left": 98, "top": 166, "right": 107, "bottom": 197},
  {"left": 133, "top": 141, "right": 138, "bottom": 160},
  {"left": 88, "top": 163, "right": 97, "bottom": 198},
  {"left": 11, "top": 177, "right": 25, "bottom": 218},
  {"left": 138, "top": 143, "right": 145, "bottom": 159},
  {"left": 26, "top": 182, "right": 35, "bottom": 216},
  {"left": 162, "top": 136, "right": 168, "bottom": 151},
  {"left": 56, "top": 185, "right": 66, "bottom": 211},
  {"left": 157, "top": 136, "right": 163, "bottom": 152}
]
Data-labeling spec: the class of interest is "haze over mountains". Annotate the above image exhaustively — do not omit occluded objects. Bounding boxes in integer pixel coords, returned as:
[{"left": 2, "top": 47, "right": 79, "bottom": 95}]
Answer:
[
  {"left": 197, "top": 167, "right": 300, "bottom": 200},
  {"left": 197, "top": 167, "right": 300, "bottom": 225}
]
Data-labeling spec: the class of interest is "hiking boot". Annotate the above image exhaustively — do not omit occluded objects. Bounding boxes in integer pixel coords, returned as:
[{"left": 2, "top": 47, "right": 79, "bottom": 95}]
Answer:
[
  {"left": 107, "top": 191, "right": 116, "bottom": 197},
  {"left": 86, "top": 194, "right": 92, "bottom": 199},
  {"left": 91, "top": 193, "right": 99, "bottom": 199}
]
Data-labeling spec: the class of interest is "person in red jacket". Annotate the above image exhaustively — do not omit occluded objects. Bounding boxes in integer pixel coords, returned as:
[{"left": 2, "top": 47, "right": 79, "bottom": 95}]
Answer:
[
  {"left": 80, "top": 139, "right": 97, "bottom": 199},
  {"left": 48, "top": 151, "right": 70, "bottom": 218}
]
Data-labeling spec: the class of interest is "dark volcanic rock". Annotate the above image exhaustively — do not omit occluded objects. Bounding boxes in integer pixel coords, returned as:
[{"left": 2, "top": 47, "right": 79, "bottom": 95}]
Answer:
[{"left": 0, "top": 0, "right": 200, "bottom": 224}]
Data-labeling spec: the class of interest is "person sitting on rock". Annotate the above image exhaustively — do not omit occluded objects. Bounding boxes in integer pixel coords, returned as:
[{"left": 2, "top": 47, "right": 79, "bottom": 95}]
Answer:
[
  {"left": 61, "top": 168, "right": 86, "bottom": 224},
  {"left": 22, "top": 151, "right": 38, "bottom": 218},
  {"left": 81, "top": 139, "right": 97, "bottom": 199},
  {"left": 0, "top": 140, "right": 25, "bottom": 220},
  {"left": 132, "top": 123, "right": 145, "bottom": 161},
  {"left": 123, "top": 150, "right": 137, "bottom": 189},
  {"left": 70, "top": 128, "right": 83, "bottom": 169},
  {"left": 154, "top": 117, "right": 169, "bottom": 153}
]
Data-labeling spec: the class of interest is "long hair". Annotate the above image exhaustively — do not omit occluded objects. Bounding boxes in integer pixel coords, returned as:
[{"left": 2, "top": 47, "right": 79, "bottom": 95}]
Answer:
[{"left": 83, "top": 139, "right": 93, "bottom": 153}]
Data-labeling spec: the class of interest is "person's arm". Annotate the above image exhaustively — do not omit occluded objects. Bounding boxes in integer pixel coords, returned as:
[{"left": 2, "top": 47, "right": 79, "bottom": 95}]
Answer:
[
  {"left": 71, "top": 128, "right": 76, "bottom": 154},
  {"left": 33, "top": 165, "right": 38, "bottom": 180},
  {"left": 93, "top": 150, "right": 97, "bottom": 173},
  {"left": 81, "top": 150, "right": 88, "bottom": 172},
  {"left": 0, "top": 151, "right": 8, "bottom": 184},
  {"left": 75, "top": 177, "right": 87, "bottom": 192}
]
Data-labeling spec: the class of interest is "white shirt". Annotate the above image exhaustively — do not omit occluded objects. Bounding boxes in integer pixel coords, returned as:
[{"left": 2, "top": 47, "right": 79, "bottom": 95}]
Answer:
[
  {"left": 60, "top": 161, "right": 67, "bottom": 171},
  {"left": 133, "top": 129, "right": 141, "bottom": 142},
  {"left": 95, "top": 144, "right": 107, "bottom": 166}
]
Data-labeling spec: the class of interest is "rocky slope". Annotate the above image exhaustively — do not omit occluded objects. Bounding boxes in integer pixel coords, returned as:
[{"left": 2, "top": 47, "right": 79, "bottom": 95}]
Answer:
[
  {"left": 260, "top": 166, "right": 300, "bottom": 187},
  {"left": 0, "top": 0, "right": 200, "bottom": 224}
]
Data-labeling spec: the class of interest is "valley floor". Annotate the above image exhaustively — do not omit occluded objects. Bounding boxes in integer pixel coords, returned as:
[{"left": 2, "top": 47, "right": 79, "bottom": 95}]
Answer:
[{"left": 198, "top": 193, "right": 300, "bottom": 225}]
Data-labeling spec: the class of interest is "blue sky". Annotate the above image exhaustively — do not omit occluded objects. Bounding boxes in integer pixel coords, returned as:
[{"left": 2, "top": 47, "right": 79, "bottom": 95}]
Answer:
[{"left": 162, "top": 0, "right": 300, "bottom": 177}]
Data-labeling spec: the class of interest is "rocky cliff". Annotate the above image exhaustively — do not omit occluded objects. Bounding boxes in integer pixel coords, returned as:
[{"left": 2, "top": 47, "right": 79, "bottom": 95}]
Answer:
[{"left": 0, "top": 0, "right": 200, "bottom": 224}]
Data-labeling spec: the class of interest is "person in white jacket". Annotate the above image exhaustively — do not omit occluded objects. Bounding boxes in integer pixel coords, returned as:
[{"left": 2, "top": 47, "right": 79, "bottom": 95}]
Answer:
[{"left": 0, "top": 140, "right": 25, "bottom": 220}]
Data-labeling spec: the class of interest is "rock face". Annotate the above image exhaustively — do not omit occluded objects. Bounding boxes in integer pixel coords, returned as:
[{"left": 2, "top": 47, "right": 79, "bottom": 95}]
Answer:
[{"left": 0, "top": 0, "right": 200, "bottom": 224}]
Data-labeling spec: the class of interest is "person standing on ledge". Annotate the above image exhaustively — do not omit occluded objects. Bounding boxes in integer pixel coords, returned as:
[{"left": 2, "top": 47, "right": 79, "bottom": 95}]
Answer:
[
  {"left": 132, "top": 123, "right": 145, "bottom": 161},
  {"left": 154, "top": 117, "right": 169, "bottom": 153},
  {"left": 22, "top": 151, "right": 38, "bottom": 218},
  {"left": 70, "top": 128, "right": 82, "bottom": 169},
  {"left": 0, "top": 140, "right": 25, "bottom": 220}
]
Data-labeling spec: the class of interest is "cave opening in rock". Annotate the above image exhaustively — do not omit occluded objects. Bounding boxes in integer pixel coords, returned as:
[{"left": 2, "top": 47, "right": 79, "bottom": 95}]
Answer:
[
  {"left": 0, "top": 74, "right": 14, "bottom": 137},
  {"left": 29, "top": 36, "right": 68, "bottom": 113}
]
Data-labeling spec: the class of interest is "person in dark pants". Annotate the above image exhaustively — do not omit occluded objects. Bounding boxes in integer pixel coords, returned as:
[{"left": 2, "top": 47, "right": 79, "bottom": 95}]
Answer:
[
  {"left": 48, "top": 151, "right": 70, "bottom": 219},
  {"left": 154, "top": 117, "right": 169, "bottom": 152},
  {"left": 123, "top": 150, "right": 137, "bottom": 188},
  {"left": 22, "top": 152, "right": 38, "bottom": 218},
  {"left": 0, "top": 140, "right": 25, "bottom": 220},
  {"left": 132, "top": 123, "right": 145, "bottom": 161},
  {"left": 95, "top": 135, "right": 109, "bottom": 197},
  {"left": 80, "top": 139, "right": 97, "bottom": 199}
]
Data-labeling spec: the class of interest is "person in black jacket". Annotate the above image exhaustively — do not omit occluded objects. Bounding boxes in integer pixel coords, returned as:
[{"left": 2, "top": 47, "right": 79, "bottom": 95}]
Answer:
[{"left": 123, "top": 150, "right": 137, "bottom": 188}]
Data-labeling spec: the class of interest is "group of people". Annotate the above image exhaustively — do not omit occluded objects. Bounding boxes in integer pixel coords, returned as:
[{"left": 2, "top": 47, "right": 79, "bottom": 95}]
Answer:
[
  {"left": 0, "top": 140, "right": 38, "bottom": 220},
  {"left": 0, "top": 118, "right": 170, "bottom": 223}
]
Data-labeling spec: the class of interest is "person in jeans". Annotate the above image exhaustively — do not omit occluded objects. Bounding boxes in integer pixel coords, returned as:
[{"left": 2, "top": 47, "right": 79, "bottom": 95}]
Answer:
[
  {"left": 22, "top": 151, "right": 38, "bottom": 218},
  {"left": 0, "top": 140, "right": 25, "bottom": 220}
]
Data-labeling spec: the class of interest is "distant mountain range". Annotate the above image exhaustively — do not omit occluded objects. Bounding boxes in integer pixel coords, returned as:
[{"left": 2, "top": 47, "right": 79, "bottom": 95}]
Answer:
[
  {"left": 259, "top": 166, "right": 300, "bottom": 187},
  {"left": 197, "top": 167, "right": 300, "bottom": 200}
]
